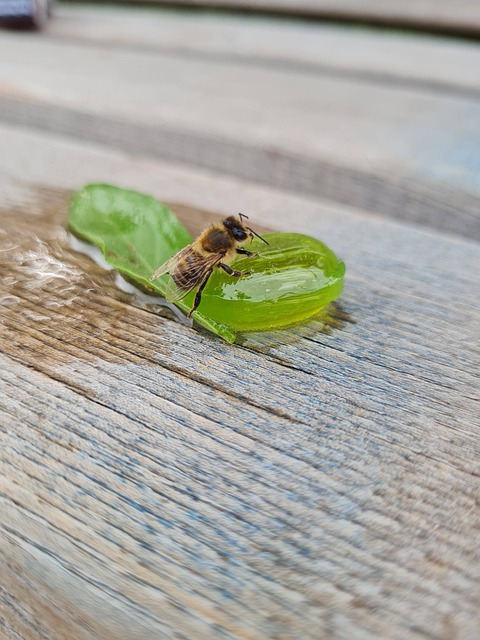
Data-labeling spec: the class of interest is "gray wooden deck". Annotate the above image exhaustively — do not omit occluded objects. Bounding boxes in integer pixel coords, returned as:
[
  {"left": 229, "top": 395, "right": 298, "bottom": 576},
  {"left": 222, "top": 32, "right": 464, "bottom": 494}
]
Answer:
[{"left": 1, "top": 4, "right": 480, "bottom": 640}]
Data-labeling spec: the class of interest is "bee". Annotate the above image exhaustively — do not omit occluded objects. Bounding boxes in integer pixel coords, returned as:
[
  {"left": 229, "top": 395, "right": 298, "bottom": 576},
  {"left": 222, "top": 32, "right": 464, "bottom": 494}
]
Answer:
[{"left": 150, "top": 213, "right": 269, "bottom": 317}]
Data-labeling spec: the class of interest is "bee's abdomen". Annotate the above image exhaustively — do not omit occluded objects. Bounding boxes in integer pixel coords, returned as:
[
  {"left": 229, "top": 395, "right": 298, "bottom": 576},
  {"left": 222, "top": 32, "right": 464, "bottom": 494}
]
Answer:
[{"left": 171, "top": 269, "right": 192, "bottom": 290}]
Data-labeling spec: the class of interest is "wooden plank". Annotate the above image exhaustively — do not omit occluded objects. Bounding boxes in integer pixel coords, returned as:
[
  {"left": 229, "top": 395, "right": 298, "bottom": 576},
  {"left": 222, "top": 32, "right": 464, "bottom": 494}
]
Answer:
[
  {"left": 47, "top": 5, "right": 480, "bottom": 95},
  {"left": 1, "top": 127, "right": 480, "bottom": 639},
  {"left": 88, "top": 0, "right": 480, "bottom": 35},
  {"left": 0, "top": 32, "right": 479, "bottom": 240}
]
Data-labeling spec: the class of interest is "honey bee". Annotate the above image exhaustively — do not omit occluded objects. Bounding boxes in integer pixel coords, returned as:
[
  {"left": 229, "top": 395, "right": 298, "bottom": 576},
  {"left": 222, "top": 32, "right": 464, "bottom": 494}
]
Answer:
[{"left": 150, "top": 213, "right": 269, "bottom": 317}]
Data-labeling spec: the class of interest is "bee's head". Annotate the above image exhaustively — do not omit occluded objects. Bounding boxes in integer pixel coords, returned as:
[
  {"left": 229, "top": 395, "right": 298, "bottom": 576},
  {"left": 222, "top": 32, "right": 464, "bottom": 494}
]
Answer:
[
  {"left": 223, "top": 214, "right": 269, "bottom": 245},
  {"left": 223, "top": 215, "right": 248, "bottom": 242}
]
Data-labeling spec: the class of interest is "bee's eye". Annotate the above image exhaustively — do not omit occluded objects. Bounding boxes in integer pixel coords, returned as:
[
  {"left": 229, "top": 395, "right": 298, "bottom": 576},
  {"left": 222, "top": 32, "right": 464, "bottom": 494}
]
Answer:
[
  {"left": 232, "top": 227, "right": 247, "bottom": 241},
  {"left": 223, "top": 216, "right": 248, "bottom": 241}
]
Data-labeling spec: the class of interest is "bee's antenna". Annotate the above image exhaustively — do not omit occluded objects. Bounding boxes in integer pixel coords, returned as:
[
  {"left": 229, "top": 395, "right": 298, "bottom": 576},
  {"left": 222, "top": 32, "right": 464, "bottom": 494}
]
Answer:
[
  {"left": 247, "top": 227, "right": 269, "bottom": 245},
  {"left": 238, "top": 213, "right": 249, "bottom": 221}
]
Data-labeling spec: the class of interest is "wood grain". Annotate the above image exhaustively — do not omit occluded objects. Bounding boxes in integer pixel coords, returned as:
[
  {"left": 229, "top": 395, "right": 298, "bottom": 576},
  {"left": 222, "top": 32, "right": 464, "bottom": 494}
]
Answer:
[
  {"left": 1, "top": 167, "right": 480, "bottom": 639},
  {"left": 0, "top": 28, "right": 479, "bottom": 240}
]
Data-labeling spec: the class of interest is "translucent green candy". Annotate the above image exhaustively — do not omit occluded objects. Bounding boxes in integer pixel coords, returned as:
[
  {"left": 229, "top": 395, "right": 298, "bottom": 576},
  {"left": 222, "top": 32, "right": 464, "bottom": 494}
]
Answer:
[
  {"left": 186, "top": 233, "right": 345, "bottom": 332},
  {"left": 69, "top": 184, "right": 345, "bottom": 343}
]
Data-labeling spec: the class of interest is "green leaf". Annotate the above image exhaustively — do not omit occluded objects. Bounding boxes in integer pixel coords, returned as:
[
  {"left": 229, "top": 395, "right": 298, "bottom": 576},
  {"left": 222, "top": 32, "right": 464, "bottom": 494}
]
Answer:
[
  {"left": 68, "top": 184, "right": 346, "bottom": 343},
  {"left": 68, "top": 183, "right": 236, "bottom": 342}
]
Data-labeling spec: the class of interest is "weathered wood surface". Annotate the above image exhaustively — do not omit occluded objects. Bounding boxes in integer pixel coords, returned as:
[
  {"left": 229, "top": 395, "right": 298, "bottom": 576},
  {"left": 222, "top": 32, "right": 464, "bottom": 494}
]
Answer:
[
  {"left": 1, "top": 128, "right": 480, "bottom": 639},
  {"left": 1, "top": 15, "right": 480, "bottom": 240},
  {"left": 1, "top": 6, "right": 480, "bottom": 639},
  {"left": 90, "top": 0, "right": 480, "bottom": 35}
]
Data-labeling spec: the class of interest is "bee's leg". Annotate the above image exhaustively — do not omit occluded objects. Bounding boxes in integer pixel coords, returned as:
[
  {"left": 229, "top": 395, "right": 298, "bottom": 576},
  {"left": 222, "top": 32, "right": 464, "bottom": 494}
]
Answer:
[
  {"left": 187, "top": 269, "right": 213, "bottom": 318},
  {"left": 219, "top": 263, "right": 251, "bottom": 277},
  {"left": 236, "top": 248, "right": 258, "bottom": 258}
]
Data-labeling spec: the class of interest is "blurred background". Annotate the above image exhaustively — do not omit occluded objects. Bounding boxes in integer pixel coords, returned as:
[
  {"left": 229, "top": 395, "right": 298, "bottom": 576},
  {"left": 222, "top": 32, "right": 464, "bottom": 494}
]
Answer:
[{"left": 0, "top": 0, "right": 479, "bottom": 239}]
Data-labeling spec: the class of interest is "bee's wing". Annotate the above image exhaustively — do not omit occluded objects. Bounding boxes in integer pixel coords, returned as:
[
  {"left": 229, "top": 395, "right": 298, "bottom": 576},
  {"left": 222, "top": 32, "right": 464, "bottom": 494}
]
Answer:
[
  {"left": 165, "top": 250, "right": 224, "bottom": 303},
  {"left": 150, "top": 247, "right": 188, "bottom": 281},
  {"left": 164, "top": 278, "right": 193, "bottom": 303}
]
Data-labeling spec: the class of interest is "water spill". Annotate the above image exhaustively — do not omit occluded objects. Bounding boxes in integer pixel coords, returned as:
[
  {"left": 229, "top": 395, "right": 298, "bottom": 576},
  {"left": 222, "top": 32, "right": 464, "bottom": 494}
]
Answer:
[{"left": 0, "top": 229, "right": 97, "bottom": 322}]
